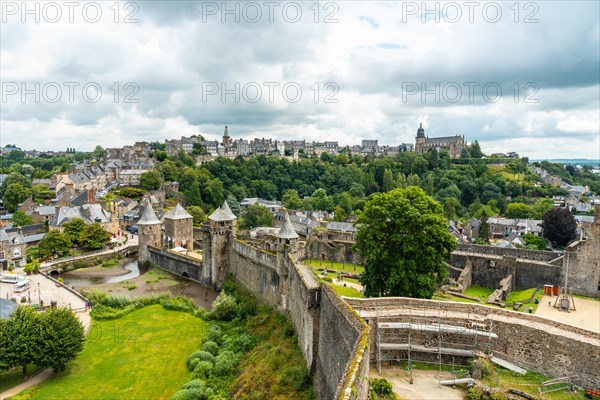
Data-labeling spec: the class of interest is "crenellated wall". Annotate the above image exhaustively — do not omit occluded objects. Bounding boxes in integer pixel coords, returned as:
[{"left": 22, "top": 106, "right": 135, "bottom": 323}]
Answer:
[{"left": 147, "top": 246, "right": 203, "bottom": 282}]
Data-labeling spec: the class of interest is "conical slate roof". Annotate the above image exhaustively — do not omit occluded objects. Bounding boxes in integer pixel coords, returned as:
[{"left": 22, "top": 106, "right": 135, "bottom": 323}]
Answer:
[
  {"left": 209, "top": 207, "right": 232, "bottom": 222},
  {"left": 277, "top": 213, "right": 299, "bottom": 239},
  {"left": 164, "top": 203, "right": 192, "bottom": 220},
  {"left": 221, "top": 201, "right": 237, "bottom": 220},
  {"left": 137, "top": 202, "right": 161, "bottom": 225}
]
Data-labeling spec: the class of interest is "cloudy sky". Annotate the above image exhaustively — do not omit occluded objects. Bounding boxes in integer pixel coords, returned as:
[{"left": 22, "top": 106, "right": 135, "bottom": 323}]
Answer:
[{"left": 1, "top": 1, "right": 599, "bottom": 159}]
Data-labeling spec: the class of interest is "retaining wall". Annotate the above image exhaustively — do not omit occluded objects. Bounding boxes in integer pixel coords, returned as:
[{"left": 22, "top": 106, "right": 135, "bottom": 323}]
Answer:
[{"left": 147, "top": 247, "right": 203, "bottom": 282}]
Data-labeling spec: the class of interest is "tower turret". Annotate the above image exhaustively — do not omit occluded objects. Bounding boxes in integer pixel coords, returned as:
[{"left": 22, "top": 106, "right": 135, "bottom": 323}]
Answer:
[
  {"left": 415, "top": 122, "right": 426, "bottom": 154},
  {"left": 201, "top": 201, "right": 237, "bottom": 287},
  {"left": 137, "top": 202, "right": 162, "bottom": 264},
  {"left": 416, "top": 122, "right": 425, "bottom": 138}
]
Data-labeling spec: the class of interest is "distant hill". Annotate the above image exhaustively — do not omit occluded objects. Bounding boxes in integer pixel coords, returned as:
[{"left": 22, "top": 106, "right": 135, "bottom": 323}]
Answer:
[{"left": 532, "top": 159, "right": 600, "bottom": 167}]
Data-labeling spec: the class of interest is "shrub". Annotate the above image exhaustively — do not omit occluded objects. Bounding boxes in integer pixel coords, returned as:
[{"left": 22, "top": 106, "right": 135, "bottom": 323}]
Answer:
[
  {"left": 322, "top": 276, "right": 333, "bottom": 283},
  {"left": 221, "top": 333, "right": 254, "bottom": 353},
  {"left": 182, "top": 379, "right": 207, "bottom": 390},
  {"left": 371, "top": 378, "right": 395, "bottom": 397},
  {"left": 212, "top": 350, "right": 240, "bottom": 376},
  {"left": 21, "top": 296, "right": 27, "bottom": 303},
  {"left": 193, "top": 361, "right": 214, "bottom": 379},
  {"left": 187, "top": 351, "right": 216, "bottom": 371},
  {"left": 207, "top": 325, "right": 223, "bottom": 345},
  {"left": 211, "top": 293, "right": 239, "bottom": 321},
  {"left": 127, "top": 285, "right": 137, "bottom": 290},
  {"left": 281, "top": 365, "right": 311, "bottom": 391},
  {"left": 201, "top": 341, "right": 219, "bottom": 356},
  {"left": 171, "top": 387, "right": 209, "bottom": 400}
]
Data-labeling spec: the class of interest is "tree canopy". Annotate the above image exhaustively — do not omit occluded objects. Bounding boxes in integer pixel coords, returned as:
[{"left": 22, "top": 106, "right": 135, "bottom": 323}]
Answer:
[
  {"left": 239, "top": 204, "right": 273, "bottom": 230},
  {"left": 542, "top": 208, "right": 577, "bottom": 247},
  {"left": 79, "top": 223, "right": 112, "bottom": 250},
  {"left": 140, "top": 170, "right": 162, "bottom": 190},
  {"left": 354, "top": 186, "right": 456, "bottom": 298},
  {"left": 38, "top": 230, "right": 72, "bottom": 258}
]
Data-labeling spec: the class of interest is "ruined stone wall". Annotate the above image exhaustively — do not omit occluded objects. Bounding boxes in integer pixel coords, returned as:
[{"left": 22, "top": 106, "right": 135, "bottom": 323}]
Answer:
[
  {"left": 306, "top": 238, "right": 364, "bottom": 265},
  {"left": 314, "top": 285, "right": 370, "bottom": 400},
  {"left": 147, "top": 246, "right": 203, "bottom": 282},
  {"left": 455, "top": 243, "right": 558, "bottom": 262},
  {"left": 346, "top": 297, "right": 600, "bottom": 390}
]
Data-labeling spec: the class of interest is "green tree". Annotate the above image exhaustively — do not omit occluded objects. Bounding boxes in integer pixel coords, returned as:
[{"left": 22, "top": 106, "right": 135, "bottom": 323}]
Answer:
[
  {"left": 11, "top": 210, "right": 33, "bottom": 227},
  {"left": 354, "top": 187, "right": 456, "bottom": 298},
  {"left": 118, "top": 187, "right": 146, "bottom": 199},
  {"left": 239, "top": 203, "right": 273, "bottom": 230},
  {"left": 1, "top": 306, "right": 41, "bottom": 379},
  {"left": 225, "top": 195, "right": 241, "bottom": 217},
  {"left": 468, "top": 141, "right": 484, "bottom": 158},
  {"left": 139, "top": 170, "right": 162, "bottom": 190},
  {"left": 443, "top": 197, "right": 460, "bottom": 220},
  {"left": 0, "top": 172, "right": 31, "bottom": 197},
  {"left": 91, "top": 145, "right": 106, "bottom": 161},
  {"left": 79, "top": 223, "right": 112, "bottom": 250},
  {"left": 282, "top": 189, "right": 303, "bottom": 210},
  {"left": 506, "top": 202, "right": 534, "bottom": 219},
  {"left": 186, "top": 206, "right": 206, "bottom": 226},
  {"left": 522, "top": 233, "right": 548, "bottom": 250},
  {"left": 478, "top": 219, "right": 491, "bottom": 243},
  {"left": 542, "top": 208, "right": 577, "bottom": 247},
  {"left": 158, "top": 160, "right": 179, "bottom": 182},
  {"left": 186, "top": 182, "right": 202, "bottom": 207},
  {"left": 311, "top": 188, "right": 334, "bottom": 212},
  {"left": 3, "top": 183, "right": 31, "bottom": 212},
  {"left": 38, "top": 230, "right": 72, "bottom": 257},
  {"left": 37, "top": 308, "right": 85, "bottom": 372},
  {"left": 63, "top": 218, "right": 87, "bottom": 245}
]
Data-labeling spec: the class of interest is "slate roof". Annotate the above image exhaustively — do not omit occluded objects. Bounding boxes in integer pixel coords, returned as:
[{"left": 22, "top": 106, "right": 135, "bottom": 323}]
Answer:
[
  {"left": 0, "top": 229, "right": 9, "bottom": 242},
  {"left": 49, "top": 204, "right": 112, "bottom": 227},
  {"left": 209, "top": 207, "right": 235, "bottom": 222},
  {"left": 36, "top": 206, "right": 56, "bottom": 216},
  {"left": 0, "top": 298, "right": 18, "bottom": 320},
  {"left": 277, "top": 213, "right": 299, "bottom": 239},
  {"left": 164, "top": 203, "right": 192, "bottom": 220},
  {"left": 137, "top": 202, "right": 161, "bottom": 225},
  {"left": 221, "top": 201, "right": 237, "bottom": 220},
  {"left": 425, "top": 136, "right": 462, "bottom": 145},
  {"left": 326, "top": 221, "right": 357, "bottom": 232}
]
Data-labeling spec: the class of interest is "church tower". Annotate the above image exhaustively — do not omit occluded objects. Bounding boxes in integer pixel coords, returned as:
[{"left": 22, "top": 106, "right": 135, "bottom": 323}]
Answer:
[
  {"left": 415, "top": 122, "right": 426, "bottom": 154},
  {"left": 222, "top": 125, "right": 232, "bottom": 146},
  {"left": 137, "top": 202, "right": 162, "bottom": 264}
]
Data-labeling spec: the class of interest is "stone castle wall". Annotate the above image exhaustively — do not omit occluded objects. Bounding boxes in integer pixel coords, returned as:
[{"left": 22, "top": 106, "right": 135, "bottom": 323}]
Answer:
[
  {"left": 346, "top": 297, "right": 600, "bottom": 390},
  {"left": 147, "top": 246, "right": 203, "bottom": 282}
]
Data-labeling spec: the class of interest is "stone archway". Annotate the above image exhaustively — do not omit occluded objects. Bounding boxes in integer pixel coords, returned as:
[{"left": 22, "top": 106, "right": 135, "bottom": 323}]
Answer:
[
  {"left": 49, "top": 270, "right": 59, "bottom": 276},
  {"left": 181, "top": 271, "right": 190, "bottom": 279}
]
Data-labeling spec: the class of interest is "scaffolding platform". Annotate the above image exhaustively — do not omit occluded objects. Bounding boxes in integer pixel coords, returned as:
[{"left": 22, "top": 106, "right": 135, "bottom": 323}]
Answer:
[
  {"left": 490, "top": 356, "right": 527, "bottom": 375},
  {"left": 378, "top": 322, "right": 498, "bottom": 338},
  {"left": 379, "top": 343, "right": 474, "bottom": 357}
]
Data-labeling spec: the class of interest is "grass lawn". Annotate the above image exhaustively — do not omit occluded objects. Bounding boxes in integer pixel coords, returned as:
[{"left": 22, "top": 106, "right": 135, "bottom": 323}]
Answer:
[
  {"left": 463, "top": 285, "right": 495, "bottom": 300},
  {"left": 29, "top": 305, "right": 207, "bottom": 400},
  {"left": 0, "top": 364, "right": 43, "bottom": 393},
  {"left": 325, "top": 283, "right": 364, "bottom": 298},
  {"left": 303, "top": 258, "right": 364, "bottom": 275}
]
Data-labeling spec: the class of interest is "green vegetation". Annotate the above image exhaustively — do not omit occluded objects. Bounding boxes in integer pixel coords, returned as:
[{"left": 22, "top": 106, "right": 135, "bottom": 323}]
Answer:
[
  {"left": 304, "top": 258, "right": 365, "bottom": 275},
  {"left": 355, "top": 187, "right": 455, "bottom": 298},
  {"left": 239, "top": 203, "right": 274, "bottom": 230},
  {"left": 369, "top": 378, "right": 396, "bottom": 400},
  {"left": 326, "top": 283, "right": 364, "bottom": 298},
  {"left": 0, "top": 364, "right": 43, "bottom": 392},
  {"left": 463, "top": 285, "right": 495, "bottom": 300},
  {"left": 28, "top": 305, "right": 207, "bottom": 400},
  {"left": 172, "top": 279, "right": 315, "bottom": 399}
]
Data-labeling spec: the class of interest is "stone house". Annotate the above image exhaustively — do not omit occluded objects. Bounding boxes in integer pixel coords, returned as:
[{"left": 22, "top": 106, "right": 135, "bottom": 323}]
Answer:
[
  {"left": 49, "top": 204, "right": 118, "bottom": 234},
  {"left": 0, "top": 229, "right": 26, "bottom": 269}
]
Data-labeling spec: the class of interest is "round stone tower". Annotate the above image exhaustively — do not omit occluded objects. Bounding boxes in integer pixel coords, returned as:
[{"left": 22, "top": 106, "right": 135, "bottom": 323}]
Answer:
[{"left": 137, "top": 202, "right": 162, "bottom": 264}]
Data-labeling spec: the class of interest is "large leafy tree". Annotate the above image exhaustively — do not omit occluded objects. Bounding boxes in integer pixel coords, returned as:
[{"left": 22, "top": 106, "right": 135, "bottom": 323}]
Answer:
[
  {"left": 282, "top": 189, "right": 303, "bottom": 210},
  {"left": 79, "top": 223, "right": 112, "bottom": 250},
  {"left": 239, "top": 203, "right": 273, "bottom": 230},
  {"left": 542, "top": 208, "right": 577, "bottom": 247},
  {"left": 186, "top": 206, "right": 206, "bottom": 226},
  {"left": 39, "top": 230, "right": 72, "bottom": 257},
  {"left": 37, "top": 308, "right": 85, "bottom": 372},
  {"left": 63, "top": 218, "right": 87, "bottom": 244},
  {"left": 3, "top": 183, "right": 31, "bottom": 212},
  {"left": 0, "top": 172, "right": 31, "bottom": 197},
  {"left": 11, "top": 210, "right": 33, "bottom": 227},
  {"left": 91, "top": 145, "right": 106, "bottom": 161},
  {"left": 354, "top": 186, "right": 456, "bottom": 298},
  {"left": 0, "top": 307, "right": 41, "bottom": 379},
  {"left": 139, "top": 170, "right": 162, "bottom": 190}
]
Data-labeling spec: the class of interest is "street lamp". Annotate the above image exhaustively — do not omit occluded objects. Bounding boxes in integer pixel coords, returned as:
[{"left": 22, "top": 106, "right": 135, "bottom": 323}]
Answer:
[{"left": 38, "top": 282, "right": 41, "bottom": 306}]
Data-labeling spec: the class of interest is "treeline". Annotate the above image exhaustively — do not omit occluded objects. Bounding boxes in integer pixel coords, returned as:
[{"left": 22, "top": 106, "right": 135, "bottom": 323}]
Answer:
[{"left": 156, "top": 149, "right": 592, "bottom": 222}]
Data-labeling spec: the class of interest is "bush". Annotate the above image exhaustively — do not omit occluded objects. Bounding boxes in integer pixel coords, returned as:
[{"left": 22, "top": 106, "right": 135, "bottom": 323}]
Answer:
[
  {"left": 281, "top": 365, "right": 311, "bottom": 391},
  {"left": 187, "top": 351, "right": 216, "bottom": 371},
  {"left": 371, "top": 378, "right": 394, "bottom": 397},
  {"left": 127, "top": 285, "right": 137, "bottom": 290},
  {"left": 207, "top": 325, "right": 223, "bottom": 345},
  {"left": 221, "top": 333, "right": 254, "bottom": 353},
  {"left": 210, "top": 293, "right": 239, "bottom": 321},
  {"left": 182, "top": 379, "right": 206, "bottom": 390},
  {"left": 201, "top": 341, "right": 219, "bottom": 356},
  {"left": 212, "top": 350, "right": 240, "bottom": 376},
  {"left": 171, "top": 387, "right": 209, "bottom": 400},
  {"left": 193, "top": 360, "right": 214, "bottom": 379},
  {"left": 322, "top": 276, "right": 333, "bottom": 283}
]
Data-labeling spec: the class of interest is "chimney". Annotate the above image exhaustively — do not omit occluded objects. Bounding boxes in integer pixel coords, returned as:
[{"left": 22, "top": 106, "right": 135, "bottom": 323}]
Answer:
[{"left": 87, "top": 189, "right": 96, "bottom": 204}]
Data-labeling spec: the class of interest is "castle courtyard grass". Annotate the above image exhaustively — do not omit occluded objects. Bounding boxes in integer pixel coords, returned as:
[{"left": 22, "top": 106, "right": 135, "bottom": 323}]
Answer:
[{"left": 28, "top": 305, "right": 208, "bottom": 400}]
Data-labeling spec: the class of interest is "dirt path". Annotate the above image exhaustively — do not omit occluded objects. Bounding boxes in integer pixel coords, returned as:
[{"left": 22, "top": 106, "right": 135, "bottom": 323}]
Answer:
[
  {"left": 369, "top": 366, "right": 465, "bottom": 400},
  {"left": 535, "top": 294, "right": 600, "bottom": 332}
]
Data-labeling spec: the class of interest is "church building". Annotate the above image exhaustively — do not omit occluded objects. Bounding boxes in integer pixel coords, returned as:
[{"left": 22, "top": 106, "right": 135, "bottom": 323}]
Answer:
[{"left": 414, "top": 123, "right": 465, "bottom": 158}]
